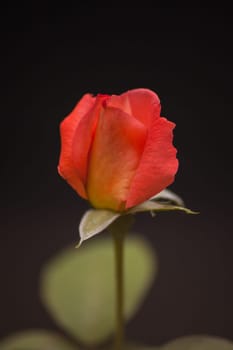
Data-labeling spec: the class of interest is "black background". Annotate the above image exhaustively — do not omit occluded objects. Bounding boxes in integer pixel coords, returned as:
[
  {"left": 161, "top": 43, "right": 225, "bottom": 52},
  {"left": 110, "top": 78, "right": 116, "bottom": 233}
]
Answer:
[{"left": 1, "top": 5, "right": 233, "bottom": 347}]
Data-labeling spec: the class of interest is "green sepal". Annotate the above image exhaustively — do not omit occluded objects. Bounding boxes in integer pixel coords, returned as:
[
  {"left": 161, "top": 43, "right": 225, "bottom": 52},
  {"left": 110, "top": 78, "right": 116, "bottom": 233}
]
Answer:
[
  {"left": 78, "top": 209, "right": 121, "bottom": 246},
  {"left": 128, "top": 200, "right": 197, "bottom": 215},
  {"left": 78, "top": 189, "right": 198, "bottom": 245}
]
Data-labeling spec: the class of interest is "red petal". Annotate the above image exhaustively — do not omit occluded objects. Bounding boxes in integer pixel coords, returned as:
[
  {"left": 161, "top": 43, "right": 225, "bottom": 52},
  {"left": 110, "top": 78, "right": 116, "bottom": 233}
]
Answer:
[
  {"left": 107, "top": 88, "right": 161, "bottom": 127},
  {"left": 126, "top": 117, "right": 179, "bottom": 208},
  {"left": 58, "top": 94, "right": 96, "bottom": 198},
  {"left": 72, "top": 95, "right": 109, "bottom": 183},
  {"left": 87, "top": 107, "right": 147, "bottom": 211}
]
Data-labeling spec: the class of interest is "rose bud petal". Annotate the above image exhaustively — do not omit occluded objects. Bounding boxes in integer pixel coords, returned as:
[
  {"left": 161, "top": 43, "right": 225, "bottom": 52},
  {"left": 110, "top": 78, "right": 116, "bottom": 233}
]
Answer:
[{"left": 58, "top": 88, "right": 178, "bottom": 212}]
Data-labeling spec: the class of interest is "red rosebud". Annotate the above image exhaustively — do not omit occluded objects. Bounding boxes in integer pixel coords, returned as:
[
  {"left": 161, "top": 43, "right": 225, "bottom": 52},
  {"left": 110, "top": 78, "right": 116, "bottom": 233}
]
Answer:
[{"left": 58, "top": 88, "right": 178, "bottom": 211}]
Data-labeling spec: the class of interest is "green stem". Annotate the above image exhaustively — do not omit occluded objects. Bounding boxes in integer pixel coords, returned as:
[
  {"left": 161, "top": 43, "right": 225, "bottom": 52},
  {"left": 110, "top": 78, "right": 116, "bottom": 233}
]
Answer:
[
  {"left": 110, "top": 215, "right": 134, "bottom": 350},
  {"left": 113, "top": 229, "right": 124, "bottom": 350}
]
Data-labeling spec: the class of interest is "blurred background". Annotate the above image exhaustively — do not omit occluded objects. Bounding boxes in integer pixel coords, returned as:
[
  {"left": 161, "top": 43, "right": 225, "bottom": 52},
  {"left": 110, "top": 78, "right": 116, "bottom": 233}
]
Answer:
[{"left": 1, "top": 4, "right": 233, "bottom": 347}]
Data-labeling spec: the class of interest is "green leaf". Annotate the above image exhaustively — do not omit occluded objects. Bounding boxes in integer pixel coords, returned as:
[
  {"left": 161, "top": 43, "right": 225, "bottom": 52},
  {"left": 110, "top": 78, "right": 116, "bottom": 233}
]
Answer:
[
  {"left": 78, "top": 209, "right": 121, "bottom": 246},
  {"left": 0, "top": 330, "right": 77, "bottom": 350},
  {"left": 161, "top": 335, "right": 233, "bottom": 350},
  {"left": 40, "top": 236, "right": 157, "bottom": 347}
]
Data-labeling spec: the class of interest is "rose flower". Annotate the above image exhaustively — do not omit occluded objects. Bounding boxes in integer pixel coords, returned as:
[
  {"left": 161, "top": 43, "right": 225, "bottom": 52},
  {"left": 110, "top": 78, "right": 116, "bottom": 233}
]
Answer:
[{"left": 58, "top": 88, "right": 178, "bottom": 211}]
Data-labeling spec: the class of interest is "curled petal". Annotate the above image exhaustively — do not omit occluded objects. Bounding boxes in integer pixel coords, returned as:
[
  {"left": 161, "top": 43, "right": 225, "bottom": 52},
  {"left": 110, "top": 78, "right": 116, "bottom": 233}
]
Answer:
[
  {"left": 107, "top": 88, "right": 161, "bottom": 127},
  {"left": 126, "top": 117, "right": 179, "bottom": 209},
  {"left": 72, "top": 95, "right": 108, "bottom": 184},
  {"left": 58, "top": 94, "right": 96, "bottom": 198}
]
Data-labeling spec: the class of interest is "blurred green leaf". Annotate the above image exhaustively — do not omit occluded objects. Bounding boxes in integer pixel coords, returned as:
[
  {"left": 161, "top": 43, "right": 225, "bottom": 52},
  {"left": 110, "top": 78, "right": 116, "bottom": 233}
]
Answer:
[
  {"left": 40, "top": 236, "right": 157, "bottom": 347},
  {"left": 103, "top": 342, "right": 158, "bottom": 349},
  {"left": 123, "top": 345, "right": 159, "bottom": 349},
  {"left": 161, "top": 335, "right": 233, "bottom": 350},
  {"left": 78, "top": 208, "right": 120, "bottom": 245},
  {"left": 0, "top": 330, "right": 77, "bottom": 350}
]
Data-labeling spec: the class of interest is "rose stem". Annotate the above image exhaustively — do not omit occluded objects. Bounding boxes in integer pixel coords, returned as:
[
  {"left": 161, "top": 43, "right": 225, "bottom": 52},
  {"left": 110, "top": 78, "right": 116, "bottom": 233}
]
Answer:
[{"left": 113, "top": 229, "right": 124, "bottom": 350}]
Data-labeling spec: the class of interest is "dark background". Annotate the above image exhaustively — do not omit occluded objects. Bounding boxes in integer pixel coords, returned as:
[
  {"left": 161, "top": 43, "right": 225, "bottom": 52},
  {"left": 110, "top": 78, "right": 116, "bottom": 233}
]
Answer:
[{"left": 1, "top": 5, "right": 233, "bottom": 347}]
